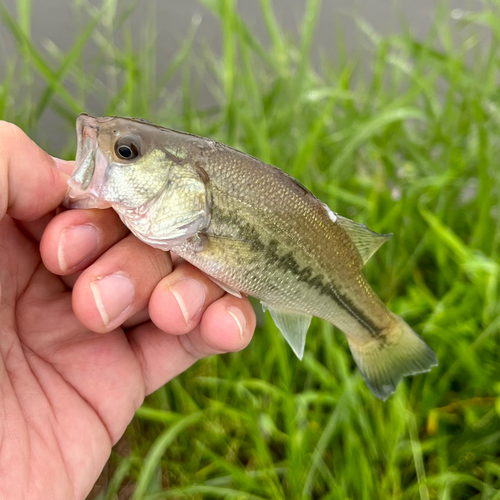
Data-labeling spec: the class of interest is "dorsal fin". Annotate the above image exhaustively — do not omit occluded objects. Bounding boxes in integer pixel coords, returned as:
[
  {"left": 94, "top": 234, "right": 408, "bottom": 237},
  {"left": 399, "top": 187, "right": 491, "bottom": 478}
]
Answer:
[{"left": 336, "top": 215, "right": 392, "bottom": 265}]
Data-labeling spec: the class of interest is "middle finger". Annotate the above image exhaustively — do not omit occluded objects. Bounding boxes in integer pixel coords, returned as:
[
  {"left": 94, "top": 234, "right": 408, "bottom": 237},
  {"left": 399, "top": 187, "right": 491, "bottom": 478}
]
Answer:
[{"left": 71, "top": 233, "right": 172, "bottom": 333}]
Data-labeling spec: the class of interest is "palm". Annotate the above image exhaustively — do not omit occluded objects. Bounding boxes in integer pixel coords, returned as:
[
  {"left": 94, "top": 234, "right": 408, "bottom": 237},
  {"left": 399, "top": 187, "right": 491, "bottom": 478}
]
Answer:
[{"left": 1, "top": 214, "right": 144, "bottom": 499}]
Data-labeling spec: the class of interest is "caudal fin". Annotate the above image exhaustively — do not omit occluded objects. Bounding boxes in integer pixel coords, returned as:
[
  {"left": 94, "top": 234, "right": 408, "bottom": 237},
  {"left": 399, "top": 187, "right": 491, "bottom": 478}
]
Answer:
[{"left": 347, "top": 314, "right": 438, "bottom": 401}]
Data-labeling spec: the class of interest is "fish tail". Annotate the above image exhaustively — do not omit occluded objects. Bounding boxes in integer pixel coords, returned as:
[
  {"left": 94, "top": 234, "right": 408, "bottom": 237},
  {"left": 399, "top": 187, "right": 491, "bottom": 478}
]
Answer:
[{"left": 347, "top": 313, "right": 438, "bottom": 401}]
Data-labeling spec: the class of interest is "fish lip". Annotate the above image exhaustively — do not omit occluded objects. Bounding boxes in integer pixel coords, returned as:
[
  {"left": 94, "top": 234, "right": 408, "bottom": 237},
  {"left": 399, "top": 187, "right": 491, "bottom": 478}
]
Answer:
[
  {"left": 75, "top": 113, "right": 98, "bottom": 165},
  {"left": 64, "top": 114, "right": 112, "bottom": 209}
]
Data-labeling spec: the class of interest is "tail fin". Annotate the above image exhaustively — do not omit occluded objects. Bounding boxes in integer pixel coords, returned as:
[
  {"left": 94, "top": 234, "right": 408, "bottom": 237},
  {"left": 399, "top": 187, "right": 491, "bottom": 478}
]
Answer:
[{"left": 347, "top": 314, "right": 438, "bottom": 401}]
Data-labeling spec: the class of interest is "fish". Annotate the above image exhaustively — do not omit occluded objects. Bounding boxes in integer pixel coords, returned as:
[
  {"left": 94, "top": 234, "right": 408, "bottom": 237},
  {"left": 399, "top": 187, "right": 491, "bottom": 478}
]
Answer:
[{"left": 65, "top": 113, "right": 438, "bottom": 400}]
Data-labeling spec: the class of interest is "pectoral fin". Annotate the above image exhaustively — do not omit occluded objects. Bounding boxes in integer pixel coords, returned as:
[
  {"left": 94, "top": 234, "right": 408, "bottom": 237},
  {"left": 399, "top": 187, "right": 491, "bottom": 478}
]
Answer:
[
  {"left": 336, "top": 215, "right": 392, "bottom": 265},
  {"left": 262, "top": 303, "right": 312, "bottom": 360}
]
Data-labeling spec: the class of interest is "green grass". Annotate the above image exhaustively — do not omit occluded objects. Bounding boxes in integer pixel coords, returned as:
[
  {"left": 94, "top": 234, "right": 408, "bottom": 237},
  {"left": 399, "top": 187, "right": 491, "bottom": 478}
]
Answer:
[{"left": 2, "top": 0, "right": 500, "bottom": 498}]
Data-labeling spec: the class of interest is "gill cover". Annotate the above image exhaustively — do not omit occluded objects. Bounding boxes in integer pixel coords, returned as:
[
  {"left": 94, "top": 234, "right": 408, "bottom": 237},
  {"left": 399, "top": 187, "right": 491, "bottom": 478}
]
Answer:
[{"left": 121, "top": 157, "right": 211, "bottom": 251}]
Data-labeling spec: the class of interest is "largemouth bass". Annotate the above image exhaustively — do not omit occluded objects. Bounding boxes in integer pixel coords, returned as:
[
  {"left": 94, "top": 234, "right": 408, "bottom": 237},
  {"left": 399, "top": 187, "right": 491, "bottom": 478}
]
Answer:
[{"left": 66, "top": 113, "right": 438, "bottom": 400}]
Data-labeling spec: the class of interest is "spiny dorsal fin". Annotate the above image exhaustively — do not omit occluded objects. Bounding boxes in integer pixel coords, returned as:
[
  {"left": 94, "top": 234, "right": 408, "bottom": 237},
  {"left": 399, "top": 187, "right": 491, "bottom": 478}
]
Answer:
[
  {"left": 336, "top": 215, "right": 392, "bottom": 266},
  {"left": 261, "top": 303, "right": 312, "bottom": 360}
]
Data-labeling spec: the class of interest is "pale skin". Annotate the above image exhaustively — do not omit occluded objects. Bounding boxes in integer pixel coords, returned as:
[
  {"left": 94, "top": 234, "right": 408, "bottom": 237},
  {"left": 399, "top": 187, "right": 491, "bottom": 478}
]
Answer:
[{"left": 0, "top": 121, "right": 257, "bottom": 500}]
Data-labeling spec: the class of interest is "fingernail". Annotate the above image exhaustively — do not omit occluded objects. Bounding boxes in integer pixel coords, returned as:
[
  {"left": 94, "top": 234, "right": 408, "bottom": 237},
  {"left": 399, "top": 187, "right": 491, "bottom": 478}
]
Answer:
[
  {"left": 169, "top": 278, "right": 206, "bottom": 325},
  {"left": 58, "top": 224, "right": 100, "bottom": 272},
  {"left": 226, "top": 307, "right": 246, "bottom": 339},
  {"left": 90, "top": 273, "right": 135, "bottom": 327}
]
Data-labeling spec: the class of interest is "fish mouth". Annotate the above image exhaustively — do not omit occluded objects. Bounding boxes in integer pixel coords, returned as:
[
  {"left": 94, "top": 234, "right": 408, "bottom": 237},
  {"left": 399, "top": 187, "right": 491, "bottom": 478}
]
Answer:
[{"left": 64, "top": 113, "right": 112, "bottom": 209}]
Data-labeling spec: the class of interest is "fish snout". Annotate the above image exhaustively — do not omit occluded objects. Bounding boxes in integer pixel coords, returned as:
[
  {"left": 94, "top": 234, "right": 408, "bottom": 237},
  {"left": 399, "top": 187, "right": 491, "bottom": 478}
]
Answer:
[{"left": 64, "top": 114, "right": 112, "bottom": 209}]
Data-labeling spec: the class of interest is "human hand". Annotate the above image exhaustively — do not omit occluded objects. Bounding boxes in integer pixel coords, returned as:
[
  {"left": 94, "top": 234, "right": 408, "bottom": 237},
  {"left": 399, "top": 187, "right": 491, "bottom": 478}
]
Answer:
[{"left": 0, "top": 121, "right": 256, "bottom": 500}]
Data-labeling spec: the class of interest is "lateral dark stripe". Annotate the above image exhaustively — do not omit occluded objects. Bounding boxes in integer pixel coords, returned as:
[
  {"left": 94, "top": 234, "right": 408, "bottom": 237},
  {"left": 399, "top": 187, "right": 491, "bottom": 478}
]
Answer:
[{"left": 212, "top": 207, "right": 382, "bottom": 336}]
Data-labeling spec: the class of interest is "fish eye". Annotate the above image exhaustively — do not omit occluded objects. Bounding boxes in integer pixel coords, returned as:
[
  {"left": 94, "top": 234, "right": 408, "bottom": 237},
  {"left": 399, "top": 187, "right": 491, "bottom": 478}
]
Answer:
[{"left": 114, "top": 136, "right": 141, "bottom": 161}]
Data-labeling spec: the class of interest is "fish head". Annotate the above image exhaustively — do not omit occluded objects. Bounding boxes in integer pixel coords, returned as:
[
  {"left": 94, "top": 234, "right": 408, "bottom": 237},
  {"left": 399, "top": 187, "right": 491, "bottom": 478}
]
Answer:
[
  {"left": 65, "top": 114, "right": 211, "bottom": 250},
  {"left": 67, "top": 113, "right": 173, "bottom": 209}
]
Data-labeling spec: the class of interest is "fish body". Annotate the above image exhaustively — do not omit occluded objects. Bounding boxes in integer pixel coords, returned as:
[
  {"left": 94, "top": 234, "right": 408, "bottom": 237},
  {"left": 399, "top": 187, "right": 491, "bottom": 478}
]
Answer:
[{"left": 66, "top": 114, "right": 437, "bottom": 400}]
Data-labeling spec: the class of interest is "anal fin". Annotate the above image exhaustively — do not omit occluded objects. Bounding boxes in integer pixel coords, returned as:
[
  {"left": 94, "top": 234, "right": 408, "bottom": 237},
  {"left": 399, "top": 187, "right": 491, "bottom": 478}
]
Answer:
[{"left": 262, "top": 303, "right": 312, "bottom": 360}]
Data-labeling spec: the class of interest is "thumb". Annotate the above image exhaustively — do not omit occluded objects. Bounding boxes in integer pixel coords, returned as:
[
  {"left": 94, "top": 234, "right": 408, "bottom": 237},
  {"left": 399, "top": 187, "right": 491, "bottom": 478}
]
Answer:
[{"left": 0, "top": 121, "right": 69, "bottom": 221}]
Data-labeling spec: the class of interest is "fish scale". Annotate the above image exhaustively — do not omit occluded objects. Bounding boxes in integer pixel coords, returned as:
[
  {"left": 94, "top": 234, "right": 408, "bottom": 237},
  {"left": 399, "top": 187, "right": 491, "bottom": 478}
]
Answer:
[{"left": 65, "top": 113, "right": 438, "bottom": 400}]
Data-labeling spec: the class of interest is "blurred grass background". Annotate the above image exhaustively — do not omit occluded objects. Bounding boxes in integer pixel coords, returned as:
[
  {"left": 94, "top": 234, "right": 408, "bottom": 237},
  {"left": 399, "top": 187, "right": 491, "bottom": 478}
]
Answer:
[{"left": 2, "top": 0, "right": 500, "bottom": 498}]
